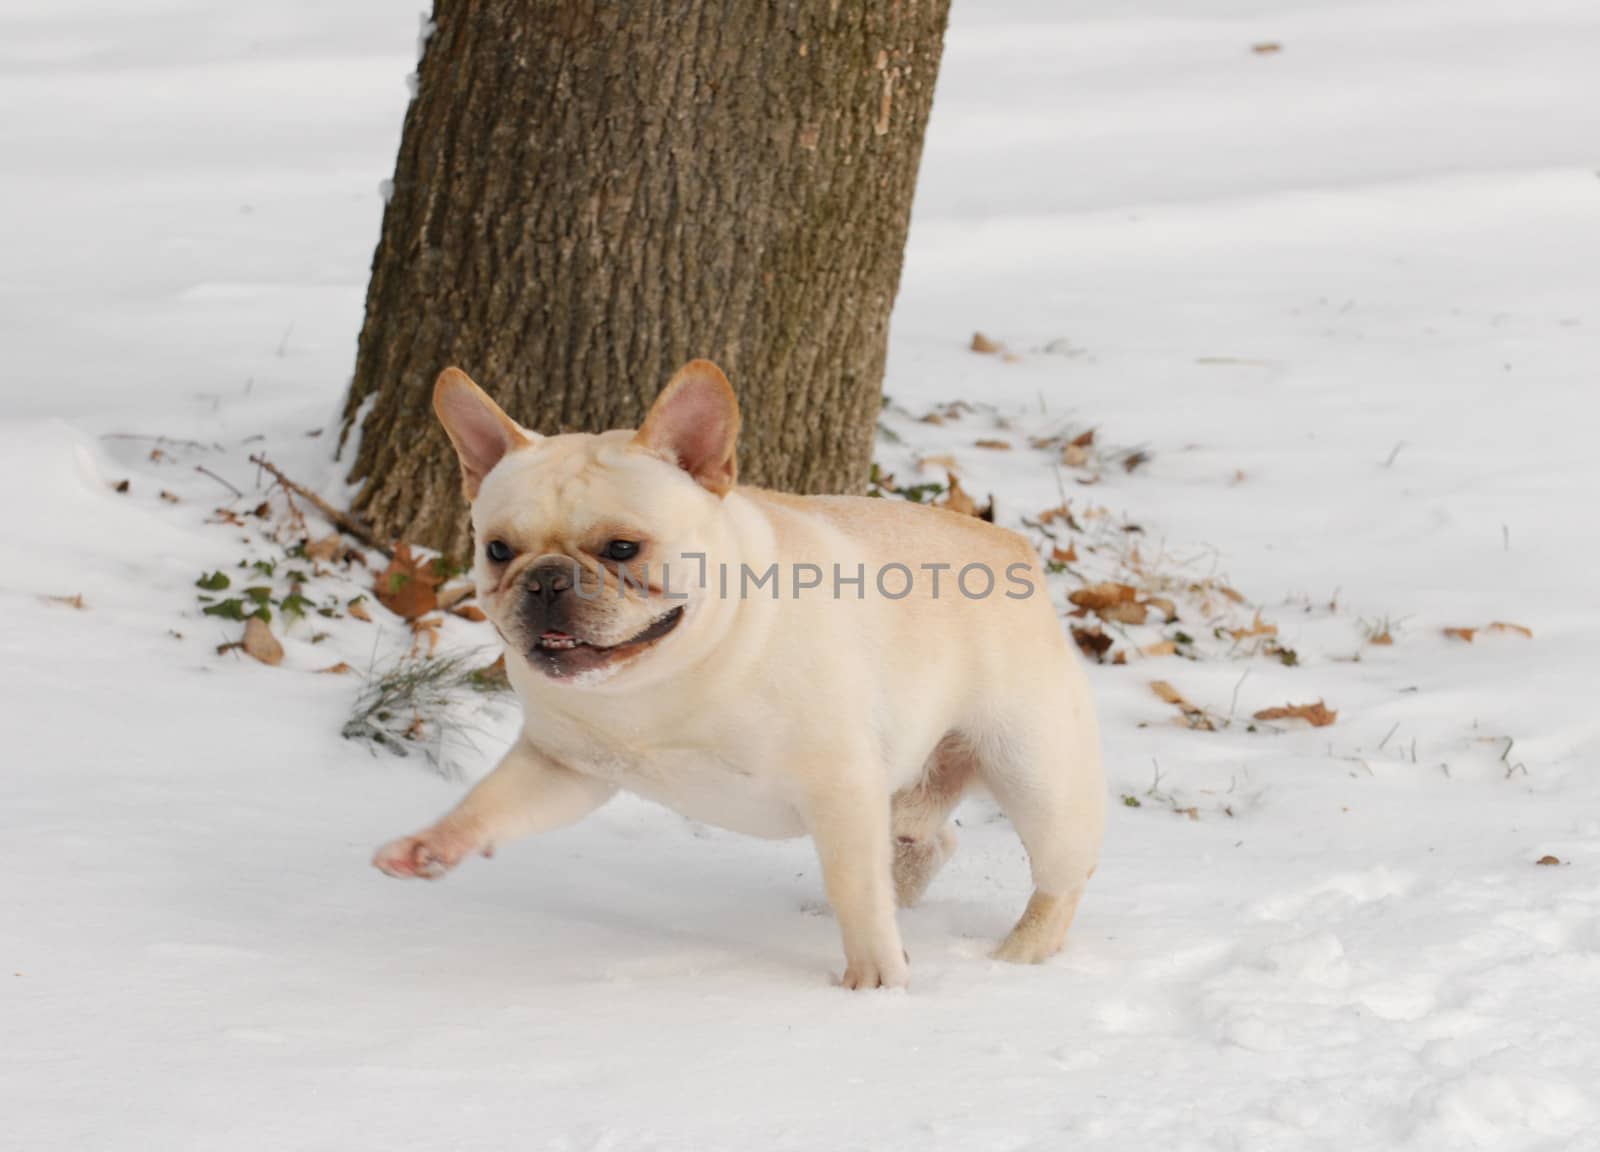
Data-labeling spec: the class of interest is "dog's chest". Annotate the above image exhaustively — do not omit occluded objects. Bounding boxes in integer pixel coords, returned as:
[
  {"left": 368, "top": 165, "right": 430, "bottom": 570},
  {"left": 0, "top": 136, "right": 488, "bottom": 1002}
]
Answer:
[{"left": 579, "top": 743, "right": 805, "bottom": 839}]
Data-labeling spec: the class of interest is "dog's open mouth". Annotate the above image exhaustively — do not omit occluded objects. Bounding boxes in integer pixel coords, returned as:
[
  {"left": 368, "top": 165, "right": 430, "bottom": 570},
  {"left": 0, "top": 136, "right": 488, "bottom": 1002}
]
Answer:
[{"left": 528, "top": 606, "right": 685, "bottom": 678}]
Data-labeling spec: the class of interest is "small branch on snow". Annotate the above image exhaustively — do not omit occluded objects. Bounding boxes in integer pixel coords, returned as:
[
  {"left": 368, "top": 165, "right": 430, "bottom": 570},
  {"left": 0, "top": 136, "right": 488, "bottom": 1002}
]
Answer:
[
  {"left": 247, "top": 453, "right": 392, "bottom": 559},
  {"left": 192, "top": 465, "right": 243, "bottom": 499}
]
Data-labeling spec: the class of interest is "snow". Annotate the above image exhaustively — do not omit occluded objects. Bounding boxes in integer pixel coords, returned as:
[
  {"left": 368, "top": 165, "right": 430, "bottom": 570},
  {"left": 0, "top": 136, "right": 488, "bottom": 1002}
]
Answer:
[{"left": 4, "top": 1, "right": 1599, "bottom": 1148}]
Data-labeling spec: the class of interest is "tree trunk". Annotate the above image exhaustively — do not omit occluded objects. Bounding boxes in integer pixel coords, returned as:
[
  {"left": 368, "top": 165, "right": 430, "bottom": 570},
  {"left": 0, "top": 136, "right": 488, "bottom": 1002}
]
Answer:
[{"left": 339, "top": 0, "right": 950, "bottom": 558}]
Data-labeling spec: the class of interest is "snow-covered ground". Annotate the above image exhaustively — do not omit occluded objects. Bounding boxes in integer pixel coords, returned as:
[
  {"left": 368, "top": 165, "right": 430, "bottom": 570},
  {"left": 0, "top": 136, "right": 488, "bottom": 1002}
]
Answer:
[{"left": 5, "top": 1, "right": 1600, "bottom": 1148}]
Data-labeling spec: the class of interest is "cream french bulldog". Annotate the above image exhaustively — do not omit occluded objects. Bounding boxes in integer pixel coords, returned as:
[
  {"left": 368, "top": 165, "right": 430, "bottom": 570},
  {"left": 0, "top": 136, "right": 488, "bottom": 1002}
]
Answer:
[{"left": 374, "top": 360, "right": 1105, "bottom": 989}]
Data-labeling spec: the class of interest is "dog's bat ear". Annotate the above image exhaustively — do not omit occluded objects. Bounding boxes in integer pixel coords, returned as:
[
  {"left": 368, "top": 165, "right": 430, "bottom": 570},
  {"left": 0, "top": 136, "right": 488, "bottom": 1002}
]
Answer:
[
  {"left": 635, "top": 360, "right": 741, "bottom": 497},
  {"left": 433, "top": 368, "right": 532, "bottom": 500}
]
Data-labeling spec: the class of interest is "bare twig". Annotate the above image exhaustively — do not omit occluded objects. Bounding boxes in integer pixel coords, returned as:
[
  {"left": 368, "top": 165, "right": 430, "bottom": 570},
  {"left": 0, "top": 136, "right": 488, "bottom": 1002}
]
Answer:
[
  {"left": 193, "top": 465, "right": 243, "bottom": 498},
  {"left": 247, "top": 454, "right": 392, "bottom": 558}
]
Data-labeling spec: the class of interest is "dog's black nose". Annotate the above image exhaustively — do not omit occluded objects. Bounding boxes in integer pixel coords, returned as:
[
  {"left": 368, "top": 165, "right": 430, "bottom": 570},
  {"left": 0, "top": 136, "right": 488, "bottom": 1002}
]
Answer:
[{"left": 525, "top": 558, "right": 576, "bottom": 604}]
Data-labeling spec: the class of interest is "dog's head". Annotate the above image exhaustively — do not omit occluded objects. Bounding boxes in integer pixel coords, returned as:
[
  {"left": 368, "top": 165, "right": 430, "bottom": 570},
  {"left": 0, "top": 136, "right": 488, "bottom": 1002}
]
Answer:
[{"left": 434, "top": 360, "right": 741, "bottom": 687}]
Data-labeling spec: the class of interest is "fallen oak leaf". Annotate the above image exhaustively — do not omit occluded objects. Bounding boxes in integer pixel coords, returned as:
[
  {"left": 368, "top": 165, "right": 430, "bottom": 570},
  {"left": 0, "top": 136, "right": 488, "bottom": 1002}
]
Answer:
[
  {"left": 1443, "top": 627, "right": 1477, "bottom": 643},
  {"left": 316, "top": 662, "right": 354, "bottom": 675},
  {"left": 42, "top": 593, "right": 87, "bottom": 610},
  {"left": 1536, "top": 855, "right": 1562, "bottom": 866},
  {"left": 1050, "top": 543, "right": 1078, "bottom": 565},
  {"left": 375, "top": 542, "right": 441, "bottom": 620},
  {"left": 436, "top": 583, "right": 476, "bottom": 611},
  {"left": 970, "top": 331, "right": 1003, "bottom": 354},
  {"left": 451, "top": 604, "right": 488, "bottom": 622},
  {"left": 1253, "top": 701, "right": 1337, "bottom": 727},
  {"left": 347, "top": 597, "right": 373, "bottom": 622},
  {"left": 1140, "top": 639, "right": 1179, "bottom": 658},
  {"left": 974, "top": 439, "right": 1012, "bottom": 451}
]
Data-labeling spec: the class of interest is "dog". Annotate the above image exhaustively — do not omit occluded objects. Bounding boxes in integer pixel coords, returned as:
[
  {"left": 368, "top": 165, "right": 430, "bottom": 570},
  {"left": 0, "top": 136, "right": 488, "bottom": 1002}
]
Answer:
[{"left": 374, "top": 360, "right": 1105, "bottom": 989}]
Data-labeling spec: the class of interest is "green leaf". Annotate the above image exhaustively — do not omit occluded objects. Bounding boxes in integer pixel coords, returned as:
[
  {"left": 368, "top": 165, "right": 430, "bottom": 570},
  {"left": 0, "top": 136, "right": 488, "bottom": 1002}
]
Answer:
[
  {"left": 196, "top": 571, "right": 231, "bottom": 592},
  {"left": 281, "top": 593, "right": 313, "bottom": 620},
  {"left": 203, "top": 599, "right": 247, "bottom": 621},
  {"left": 244, "top": 586, "right": 274, "bottom": 605}
]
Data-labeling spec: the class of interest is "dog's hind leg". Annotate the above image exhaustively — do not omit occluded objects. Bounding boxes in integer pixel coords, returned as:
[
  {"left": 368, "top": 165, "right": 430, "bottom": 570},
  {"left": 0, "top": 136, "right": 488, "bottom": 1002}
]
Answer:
[
  {"left": 971, "top": 703, "right": 1105, "bottom": 964},
  {"left": 890, "top": 734, "right": 975, "bottom": 908}
]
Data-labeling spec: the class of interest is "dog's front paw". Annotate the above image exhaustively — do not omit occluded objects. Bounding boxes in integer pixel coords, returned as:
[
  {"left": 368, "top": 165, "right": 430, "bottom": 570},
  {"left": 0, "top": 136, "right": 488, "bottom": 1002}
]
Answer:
[
  {"left": 839, "top": 949, "right": 910, "bottom": 991},
  {"left": 372, "top": 822, "right": 484, "bottom": 880}
]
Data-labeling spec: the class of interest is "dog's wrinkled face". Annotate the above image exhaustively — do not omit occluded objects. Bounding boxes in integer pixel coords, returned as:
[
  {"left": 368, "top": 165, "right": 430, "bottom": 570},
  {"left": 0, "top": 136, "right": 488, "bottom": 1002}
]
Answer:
[{"left": 434, "top": 361, "right": 740, "bottom": 686}]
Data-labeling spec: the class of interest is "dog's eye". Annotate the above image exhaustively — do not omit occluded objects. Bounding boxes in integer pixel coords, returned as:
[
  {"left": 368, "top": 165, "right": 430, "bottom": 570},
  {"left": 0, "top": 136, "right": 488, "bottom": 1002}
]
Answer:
[
  {"left": 604, "top": 540, "right": 640, "bottom": 562},
  {"left": 485, "top": 539, "right": 513, "bottom": 564}
]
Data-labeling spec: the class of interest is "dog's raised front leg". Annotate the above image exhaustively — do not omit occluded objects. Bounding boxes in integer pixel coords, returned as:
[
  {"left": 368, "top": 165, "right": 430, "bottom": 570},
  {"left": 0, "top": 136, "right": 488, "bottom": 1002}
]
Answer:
[
  {"left": 803, "top": 759, "right": 908, "bottom": 990},
  {"left": 373, "top": 739, "right": 614, "bottom": 879}
]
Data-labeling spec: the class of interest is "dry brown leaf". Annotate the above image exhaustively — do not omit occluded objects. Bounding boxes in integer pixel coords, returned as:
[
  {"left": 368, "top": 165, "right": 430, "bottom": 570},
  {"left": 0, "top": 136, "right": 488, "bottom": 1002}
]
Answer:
[
  {"left": 1218, "top": 585, "right": 1247, "bottom": 605},
  {"left": 919, "top": 412, "right": 945, "bottom": 426},
  {"left": 451, "top": 604, "right": 488, "bottom": 622},
  {"left": 1068, "top": 583, "right": 1140, "bottom": 612},
  {"left": 375, "top": 542, "right": 441, "bottom": 620},
  {"left": 1061, "top": 443, "right": 1092, "bottom": 469},
  {"left": 1070, "top": 429, "right": 1096, "bottom": 449},
  {"left": 304, "top": 534, "right": 344, "bottom": 563},
  {"left": 1488, "top": 621, "right": 1533, "bottom": 639},
  {"left": 1038, "top": 503, "right": 1080, "bottom": 530},
  {"left": 1100, "top": 600, "right": 1150, "bottom": 626},
  {"left": 1141, "top": 639, "right": 1179, "bottom": 658},
  {"left": 1444, "top": 627, "right": 1477, "bottom": 643},
  {"left": 1252, "top": 41, "right": 1282, "bottom": 54},
  {"left": 974, "top": 439, "right": 1012, "bottom": 451},
  {"left": 1253, "top": 701, "right": 1337, "bottom": 727},
  {"left": 43, "top": 593, "right": 87, "bottom": 610},
  {"left": 917, "top": 453, "right": 961, "bottom": 474},
  {"left": 159, "top": 490, "right": 179, "bottom": 504},
  {"left": 316, "top": 662, "right": 354, "bottom": 675},
  {"left": 970, "top": 331, "right": 1003, "bottom": 354},
  {"left": 113, "top": 479, "right": 130, "bottom": 494},
  {"left": 1227, "top": 612, "right": 1278, "bottom": 641},
  {"left": 1051, "top": 542, "right": 1078, "bottom": 565},
  {"left": 348, "top": 598, "right": 372, "bottom": 623},
  {"left": 1536, "top": 855, "right": 1562, "bottom": 867},
  {"left": 1145, "top": 596, "right": 1177, "bottom": 623},
  {"left": 436, "top": 583, "right": 475, "bottom": 611},
  {"left": 1071, "top": 625, "right": 1114, "bottom": 663},
  {"left": 1122, "top": 450, "right": 1150, "bottom": 474},
  {"left": 1369, "top": 631, "right": 1394, "bottom": 646},
  {"left": 938, "top": 472, "right": 980, "bottom": 518},
  {"left": 1151, "top": 680, "right": 1185, "bottom": 705},
  {"left": 241, "top": 617, "right": 283, "bottom": 666},
  {"left": 1150, "top": 680, "right": 1215, "bottom": 730}
]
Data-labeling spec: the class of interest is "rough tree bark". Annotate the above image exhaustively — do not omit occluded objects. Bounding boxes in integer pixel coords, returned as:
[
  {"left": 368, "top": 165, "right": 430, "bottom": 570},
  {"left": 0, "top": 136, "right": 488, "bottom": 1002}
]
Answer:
[{"left": 339, "top": 0, "right": 951, "bottom": 557}]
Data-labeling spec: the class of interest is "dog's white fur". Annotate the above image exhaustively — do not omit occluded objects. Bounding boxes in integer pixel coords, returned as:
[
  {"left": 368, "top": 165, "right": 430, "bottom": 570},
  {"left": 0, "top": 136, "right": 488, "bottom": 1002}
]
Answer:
[{"left": 375, "top": 361, "right": 1105, "bottom": 989}]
